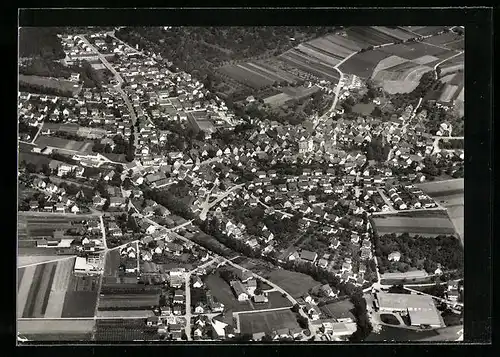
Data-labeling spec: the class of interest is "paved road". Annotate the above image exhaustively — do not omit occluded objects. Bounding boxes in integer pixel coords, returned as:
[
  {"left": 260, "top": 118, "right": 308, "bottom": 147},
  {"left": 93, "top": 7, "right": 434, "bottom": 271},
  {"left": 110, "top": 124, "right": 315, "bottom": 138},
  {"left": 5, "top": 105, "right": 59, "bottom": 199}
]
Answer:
[
  {"left": 433, "top": 50, "right": 464, "bottom": 79},
  {"left": 18, "top": 255, "right": 77, "bottom": 269},
  {"left": 312, "top": 52, "right": 357, "bottom": 132},
  {"left": 31, "top": 122, "right": 44, "bottom": 144},
  {"left": 199, "top": 183, "right": 245, "bottom": 221},
  {"left": 76, "top": 35, "right": 139, "bottom": 148},
  {"left": 224, "top": 259, "right": 317, "bottom": 336}
]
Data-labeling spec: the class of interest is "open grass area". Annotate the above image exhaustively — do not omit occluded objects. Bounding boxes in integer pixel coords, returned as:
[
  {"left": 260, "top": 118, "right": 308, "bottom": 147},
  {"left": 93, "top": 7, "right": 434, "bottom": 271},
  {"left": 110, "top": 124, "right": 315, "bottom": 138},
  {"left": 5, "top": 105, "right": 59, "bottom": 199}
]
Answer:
[
  {"left": 19, "top": 74, "right": 82, "bottom": 96},
  {"left": 373, "top": 216, "right": 456, "bottom": 236},
  {"left": 239, "top": 309, "right": 300, "bottom": 335},
  {"left": 204, "top": 273, "right": 254, "bottom": 312},
  {"left": 267, "top": 270, "right": 321, "bottom": 298},
  {"left": 18, "top": 319, "right": 95, "bottom": 336}
]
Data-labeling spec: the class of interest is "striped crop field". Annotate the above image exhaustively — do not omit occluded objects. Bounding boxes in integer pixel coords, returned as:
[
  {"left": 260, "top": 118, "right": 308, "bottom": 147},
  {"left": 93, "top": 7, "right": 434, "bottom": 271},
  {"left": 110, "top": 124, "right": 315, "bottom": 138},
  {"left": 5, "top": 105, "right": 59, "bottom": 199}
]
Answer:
[
  {"left": 439, "top": 85, "right": 460, "bottom": 103},
  {"left": 217, "top": 65, "right": 274, "bottom": 89},
  {"left": 339, "top": 49, "right": 392, "bottom": 78},
  {"left": 440, "top": 64, "right": 464, "bottom": 76},
  {"left": 345, "top": 27, "right": 397, "bottom": 47},
  {"left": 411, "top": 26, "right": 448, "bottom": 36},
  {"left": 44, "top": 258, "right": 75, "bottom": 318},
  {"left": 296, "top": 44, "right": 342, "bottom": 66},
  {"left": 370, "top": 26, "right": 415, "bottom": 41},
  {"left": 237, "top": 63, "right": 283, "bottom": 84},
  {"left": 17, "top": 319, "right": 95, "bottom": 337},
  {"left": 412, "top": 55, "right": 440, "bottom": 65},
  {"left": 378, "top": 42, "right": 454, "bottom": 61},
  {"left": 371, "top": 55, "right": 409, "bottom": 75},
  {"left": 19, "top": 262, "right": 57, "bottom": 318},
  {"left": 279, "top": 51, "right": 340, "bottom": 83},
  {"left": 244, "top": 62, "right": 298, "bottom": 84},
  {"left": 424, "top": 32, "right": 464, "bottom": 46},
  {"left": 372, "top": 216, "right": 457, "bottom": 236}
]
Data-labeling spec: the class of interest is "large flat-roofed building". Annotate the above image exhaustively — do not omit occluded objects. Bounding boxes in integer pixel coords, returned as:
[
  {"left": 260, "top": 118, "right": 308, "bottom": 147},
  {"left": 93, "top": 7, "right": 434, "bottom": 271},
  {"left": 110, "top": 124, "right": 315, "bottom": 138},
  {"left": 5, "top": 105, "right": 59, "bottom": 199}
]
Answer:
[{"left": 376, "top": 292, "right": 443, "bottom": 328}]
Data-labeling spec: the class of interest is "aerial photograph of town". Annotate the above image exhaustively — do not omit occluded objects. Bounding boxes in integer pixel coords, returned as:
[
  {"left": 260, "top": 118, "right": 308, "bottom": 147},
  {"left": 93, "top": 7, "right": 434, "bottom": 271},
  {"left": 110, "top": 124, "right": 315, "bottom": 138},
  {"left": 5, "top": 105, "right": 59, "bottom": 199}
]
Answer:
[{"left": 17, "top": 25, "right": 465, "bottom": 343}]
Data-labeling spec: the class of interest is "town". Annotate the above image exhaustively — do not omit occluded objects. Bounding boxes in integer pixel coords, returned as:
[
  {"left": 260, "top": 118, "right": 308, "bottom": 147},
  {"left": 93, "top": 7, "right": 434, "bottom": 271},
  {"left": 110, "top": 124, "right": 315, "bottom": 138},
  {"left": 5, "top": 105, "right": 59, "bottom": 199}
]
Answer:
[{"left": 18, "top": 25, "right": 464, "bottom": 343}]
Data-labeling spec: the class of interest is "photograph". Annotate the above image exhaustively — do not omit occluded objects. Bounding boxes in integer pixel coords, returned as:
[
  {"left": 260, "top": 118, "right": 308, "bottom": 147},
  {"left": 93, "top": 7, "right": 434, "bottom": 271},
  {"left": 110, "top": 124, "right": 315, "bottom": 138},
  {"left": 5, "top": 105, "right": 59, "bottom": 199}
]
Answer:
[{"left": 17, "top": 21, "right": 467, "bottom": 344}]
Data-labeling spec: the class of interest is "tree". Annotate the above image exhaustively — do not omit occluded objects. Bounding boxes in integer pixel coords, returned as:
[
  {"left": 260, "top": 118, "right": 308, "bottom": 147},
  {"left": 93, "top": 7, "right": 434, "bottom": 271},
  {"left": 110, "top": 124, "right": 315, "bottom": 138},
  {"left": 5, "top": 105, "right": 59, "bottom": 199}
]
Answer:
[{"left": 297, "top": 316, "right": 308, "bottom": 329}]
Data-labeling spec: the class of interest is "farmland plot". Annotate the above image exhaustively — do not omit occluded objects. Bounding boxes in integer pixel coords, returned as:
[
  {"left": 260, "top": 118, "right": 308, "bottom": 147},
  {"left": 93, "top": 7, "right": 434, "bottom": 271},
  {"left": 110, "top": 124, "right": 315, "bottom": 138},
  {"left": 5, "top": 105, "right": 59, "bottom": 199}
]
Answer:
[
  {"left": 218, "top": 65, "right": 273, "bottom": 89},
  {"left": 296, "top": 44, "right": 342, "bottom": 66},
  {"left": 378, "top": 42, "right": 453, "bottom": 61},
  {"left": 424, "top": 32, "right": 463, "bottom": 46},
  {"left": 412, "top": 26, "right": 448, "bottom": 36},
  {"left": 323, "top": 34, "right": 363, "bottom": 52},
  {"left": 19, "top": 75, "right": 82, "bottom": 96},
  {"left": 439, "top": 85, "right": 459, "bottom": 103},
  {"left": 21, "top": 262, "right": 57, "bottom": 318},
  {"left": 250, "top": 61, "right": 300, "bottom": 83},
  {"left": 372, "top": 216, "right": 456, "bottom": 236},
  {"left": 346, "top": 27, "right": 397, "bottom": 47},
  {"left": 61, "top": 274, "right": 99, "bottom": 317},
  {"left": 307, "top": 38, "right": 354, "bottom": 58},
  {"left": 94, "top": 319, "right": 159, "bottom": 341},
  {"left": 412, "top": 55, "right": 440, "bottom": 65},
  {"left": 267, "top": 270, "right": 321, "bottom": 298},
  {"left": 17, "top": 319, "right": 95, "bottom": 336},
  {"left": 339, "top": 50, "right": 393, "bottom": 78},
  {"left": 17, "top": 265, "right": 36, "bottom": 318},
  {"left": 371, "top": 55, "right": 409, "bottom": 74},
  {"left": 279, "top": 51, "right": 340, "bottom": 83},
  {"left": 239, "top": 309, "right": 300, "bottom": 335},
  {"left": 440, "top": 64, "right": 464, "bottom": 76},
  {"left": 44, "top": 258, "right": 74, "bottom": 318},
  {"left": 370, "top": 26, "right": 415, "bottom": 41}
]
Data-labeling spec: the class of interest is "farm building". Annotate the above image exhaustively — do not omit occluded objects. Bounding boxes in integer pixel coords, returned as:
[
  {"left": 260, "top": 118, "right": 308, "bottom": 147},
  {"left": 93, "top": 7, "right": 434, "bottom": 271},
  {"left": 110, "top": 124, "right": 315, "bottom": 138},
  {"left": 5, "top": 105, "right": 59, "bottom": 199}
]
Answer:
[{"left": 376, "top": 292, "right": 443, "bottom": 328}]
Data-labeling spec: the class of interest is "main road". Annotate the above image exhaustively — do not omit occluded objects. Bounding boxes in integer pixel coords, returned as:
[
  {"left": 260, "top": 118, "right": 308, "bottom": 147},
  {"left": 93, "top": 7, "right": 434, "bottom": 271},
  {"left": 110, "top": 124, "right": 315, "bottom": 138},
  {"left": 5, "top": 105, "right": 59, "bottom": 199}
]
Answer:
[{"left": 75, "top": 35, "right": 139, "bottom": 148}]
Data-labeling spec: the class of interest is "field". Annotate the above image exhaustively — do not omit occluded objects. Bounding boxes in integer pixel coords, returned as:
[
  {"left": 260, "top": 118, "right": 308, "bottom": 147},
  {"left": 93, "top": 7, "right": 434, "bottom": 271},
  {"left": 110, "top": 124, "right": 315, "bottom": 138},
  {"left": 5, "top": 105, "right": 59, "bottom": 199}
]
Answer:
[
  {"left": 410, "top": 26, "right": 448, "bottom": 36},
  {"left": 44, "top": 258, "right": 75, "bottom": 318},
  {"left": 239, "top": 309, "right": 300, "bottom": 335},
  {"left": 417, "top": 179, "right": 464, "bottom": 197},
  {"left": 34, "top": 135, "right": 94, "bottom": 153},
  {"left": 18, "top": 262, "right": 57, "bottom": 318},
  {"left": 267, "top": 270, "right": 321, "bottom": 298},
  {"left": 19, "top": 74, "right": 82, "bottom": 96},
  {"left": 104, "top": 249, "right": 121, "bottom": 277},
  {"left": 19, "top": 332, "right": 93, "bottom": 342},
  {"left": 98, "top": 284, "right": 161, "bottom": 311},
  {"left": 424, "top": 32, "right": 464, "bottom": 47},
  {"left": 279, "top": 49, "right": 340, "bottom": 83},
  {"left": 339, "top": 49, "right": 392, "bottom": 78},
  {"left": 94, "top": 319, "right": 159, "bottom": 341},
  {"left": 320, "top": 299, "right": 355, "bottom": 319},
  {"left": 218, "top": 64, "right": 274, "bottom": 89},
  {"left": 352, "top": 102, "right": 375, "bottom": 115},
  {"left": 204, "top": 273, "right": 254, "bottom": 312},
  {"left": 19, "top": 152, "right": 51, "bottom": 169},
  {"left": 61, "top": 274, "right": 100, "bottom": 317},
  {"left": 96, "top": 310, "right": 155, "bottom": 317},
  {"left": 345, "top": 27, "right": 399, "bottom": 47},
  {"left": 418, "top": 179, "right": 464, "bottom": 244},
  {"left": 378, "top": 42, "right": 455, "bottom": 61},
  {"left": 373, "top": 216, "right": 456, "bottom": 236},
  {"left": 263, "top": 93, "right": 293, "bottom": 107},
  {"left": 17, "top": 318, "right": 95, "bottom": 336}
]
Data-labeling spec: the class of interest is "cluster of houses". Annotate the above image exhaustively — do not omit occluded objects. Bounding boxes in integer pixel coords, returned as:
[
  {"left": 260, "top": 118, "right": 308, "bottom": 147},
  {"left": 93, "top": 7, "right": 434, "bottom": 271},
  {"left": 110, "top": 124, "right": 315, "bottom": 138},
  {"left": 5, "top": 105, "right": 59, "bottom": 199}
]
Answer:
[
  {"left": 192, "top": 314, "right": 235, "bottom": 340},
  {"left": 30, "top": 177, "right": 83, "bottom": 214},
  {"left": 145, "top": 315, "right": 185, "bottom": 340},
  {"left": 229, "top": 269, "right": 268, "bottom": 304},
  {"left": 381, "top": 183, "right": 437, "bottom": 210}
]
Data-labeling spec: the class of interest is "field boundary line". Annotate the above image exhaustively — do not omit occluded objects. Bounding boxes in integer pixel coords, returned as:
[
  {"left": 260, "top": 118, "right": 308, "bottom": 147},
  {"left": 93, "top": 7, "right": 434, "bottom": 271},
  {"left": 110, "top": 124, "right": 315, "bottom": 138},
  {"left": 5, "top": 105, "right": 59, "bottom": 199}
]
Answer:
[{"left": 18, "top": 255, "right": 77, "bottom": 269}]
